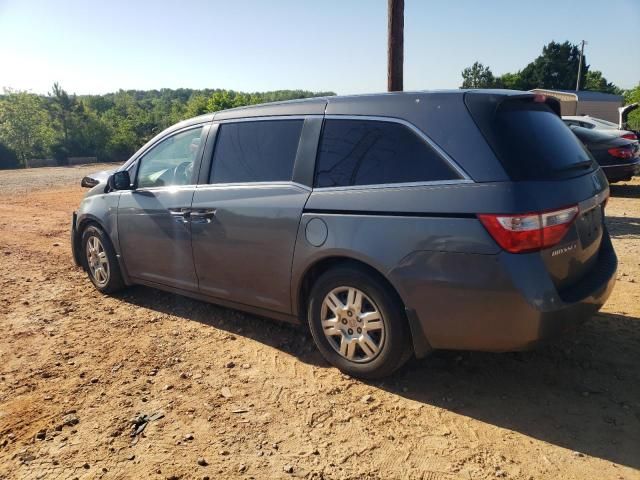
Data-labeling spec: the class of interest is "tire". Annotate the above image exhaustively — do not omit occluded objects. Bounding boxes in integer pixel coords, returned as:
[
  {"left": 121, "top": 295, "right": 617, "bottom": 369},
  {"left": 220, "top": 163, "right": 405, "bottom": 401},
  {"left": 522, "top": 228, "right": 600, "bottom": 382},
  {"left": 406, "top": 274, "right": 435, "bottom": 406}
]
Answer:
[
  {"left": 81, "top": 224, "right": 125, "bottom": 294},
  {"left": 307, "top": 266, "right": 411, "bottom": 379}
]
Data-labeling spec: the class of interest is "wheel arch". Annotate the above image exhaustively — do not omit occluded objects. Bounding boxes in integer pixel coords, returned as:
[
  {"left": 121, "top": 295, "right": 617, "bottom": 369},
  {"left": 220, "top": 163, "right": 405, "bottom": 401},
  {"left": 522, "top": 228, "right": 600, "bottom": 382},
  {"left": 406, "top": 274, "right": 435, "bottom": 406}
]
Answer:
[
  {"left": 295, "top": 255, "right": 432, "bottom": 358},
  {"left": 75, "top": 214, "right": 131, "bottom": 285},
  {"left": 73, "top": 216, "right": 101, "bottom": 266},
  {"left": 295, "top": 256, "right": 404, "bottom": 322}
]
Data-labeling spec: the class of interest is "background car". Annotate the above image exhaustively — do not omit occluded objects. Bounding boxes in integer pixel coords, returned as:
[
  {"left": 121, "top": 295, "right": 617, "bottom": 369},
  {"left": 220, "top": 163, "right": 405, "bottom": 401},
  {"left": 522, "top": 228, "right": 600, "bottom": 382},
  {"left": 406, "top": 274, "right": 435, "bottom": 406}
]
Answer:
[
  {"left": 563, "top": 115, "right": 638, "bottom": 141},
  {"left": 569, "top": 125, "right": 640, "bottom": 183}
]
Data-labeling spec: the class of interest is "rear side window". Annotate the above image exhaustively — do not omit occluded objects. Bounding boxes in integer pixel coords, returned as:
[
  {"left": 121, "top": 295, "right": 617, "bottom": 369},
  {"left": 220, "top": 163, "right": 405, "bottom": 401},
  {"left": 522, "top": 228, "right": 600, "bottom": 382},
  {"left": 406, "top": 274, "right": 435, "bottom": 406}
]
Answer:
[
  {"left": 314, "top": 119, "right": 460, "bottom": 188},
  {"left": 210, "top": 119, "right": 302, "bottom": 183},
  {"left": 466, "top": 95, "right": 595, "bottom": 180}
]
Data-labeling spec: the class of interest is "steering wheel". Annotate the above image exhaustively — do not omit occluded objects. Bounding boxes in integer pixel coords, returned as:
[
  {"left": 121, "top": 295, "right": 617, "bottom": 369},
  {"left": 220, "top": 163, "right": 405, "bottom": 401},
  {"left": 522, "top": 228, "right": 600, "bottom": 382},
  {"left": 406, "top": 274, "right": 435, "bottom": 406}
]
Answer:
[{"left": 173, "top": 161, "right": 193, "bottom": 185}]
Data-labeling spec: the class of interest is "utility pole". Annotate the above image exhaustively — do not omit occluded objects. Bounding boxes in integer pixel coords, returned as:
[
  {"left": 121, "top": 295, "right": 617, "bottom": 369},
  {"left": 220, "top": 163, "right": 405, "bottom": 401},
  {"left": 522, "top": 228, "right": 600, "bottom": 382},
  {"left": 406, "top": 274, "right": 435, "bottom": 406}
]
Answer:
[
  {"left": 387, "top": 0, "right": 404, "bottom": 92},
  {"left": 576, "top": 40, "right": 586, "bottom": 91}
]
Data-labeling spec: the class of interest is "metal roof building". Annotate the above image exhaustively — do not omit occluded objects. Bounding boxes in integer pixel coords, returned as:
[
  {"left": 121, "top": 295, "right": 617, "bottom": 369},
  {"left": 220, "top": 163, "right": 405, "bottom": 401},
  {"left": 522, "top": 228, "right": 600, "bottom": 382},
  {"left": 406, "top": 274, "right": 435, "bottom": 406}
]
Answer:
[{"left": 530, "top": 89, "right": 624, "bottom": 123}]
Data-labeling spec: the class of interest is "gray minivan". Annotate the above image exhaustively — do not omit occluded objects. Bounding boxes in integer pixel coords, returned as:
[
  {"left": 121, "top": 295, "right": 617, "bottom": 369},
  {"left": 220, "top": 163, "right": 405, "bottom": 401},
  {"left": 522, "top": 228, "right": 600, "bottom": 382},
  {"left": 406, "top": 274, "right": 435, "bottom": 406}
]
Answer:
[{"left": 71, "top": 90, "right": 617, "bottom": 378}]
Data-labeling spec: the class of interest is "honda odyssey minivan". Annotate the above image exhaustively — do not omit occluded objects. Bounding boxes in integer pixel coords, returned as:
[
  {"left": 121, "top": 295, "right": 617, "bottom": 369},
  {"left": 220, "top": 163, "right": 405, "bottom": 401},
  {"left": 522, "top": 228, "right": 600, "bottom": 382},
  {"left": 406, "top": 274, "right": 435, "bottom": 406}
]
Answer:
[{"left": 71, "top": 90, "right": 617, "bottom": 378}]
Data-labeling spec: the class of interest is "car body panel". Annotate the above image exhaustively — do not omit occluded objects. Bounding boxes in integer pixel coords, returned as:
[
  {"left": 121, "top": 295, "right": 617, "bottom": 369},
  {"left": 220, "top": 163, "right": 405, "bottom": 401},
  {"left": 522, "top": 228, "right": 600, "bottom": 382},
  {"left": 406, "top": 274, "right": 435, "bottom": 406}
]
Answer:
[
  {"left": 388, "top": 233, "right": 616, "bottom": 351},
  {"left": 71, "top": 90, "right": 618, "bottom": 359},
  {"left": 563, "top": 115, "right": 637, "bottom": 139},
  {"left": 602, "top": 159, "right": 640, "bottom": 182},
  {"left": 570, "top": 125, "right": 640, "bottom": 182},
  {"left": 117, "top": 187, "right": 197, "bottom": 290},
  {"left": 290, "top": 212, "right": 500, "bottom": 316},
  {"left": 304, "top": 172, "right": 607, "bottom": 216},
  {"left": 73, "top": 187, "right": 128, "bottom": 279},
  {"left": 191, "top": 183, "right": 310, "bottom": 313},
  {"left": 214, "top": 97, "right": 327, "bottom": 121}
]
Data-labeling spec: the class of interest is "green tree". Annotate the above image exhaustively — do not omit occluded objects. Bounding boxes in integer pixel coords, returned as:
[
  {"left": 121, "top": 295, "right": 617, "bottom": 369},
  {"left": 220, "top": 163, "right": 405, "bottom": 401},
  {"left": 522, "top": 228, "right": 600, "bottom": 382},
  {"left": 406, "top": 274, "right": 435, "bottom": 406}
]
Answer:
[
  {"left": 47, "top": 83, "right": 112, "bottom": 162},
  {"left": 48, "top": 82, "right": 77, "bottom": 161},
  {"left": 623, "top": 82, "right": 640, "bottom": 131},
  {"left": 0, "top": 89, "right": 54, "bottom": 167},
  {"left": 461, "top": 62, "right": 497, "bottom": 88},
  {"left": 100, "top": 90, "right": 155, "bottom": 161},
  {"left": 497, "top": 72, "right": 523, "bottom": 90},
  {"left": 0, "top": 87, "right": 336, "bottom": 167},
  {"left": 183, "top": 93, "right": 210, "bottom": 118},
  {"left": 584, "top": 70, "right": 622, "bottom": 94},
  {"left": 207, "top": 91, "right": 237, "bottom": 112},
  {"left": 518, "top": 41, "right": 587, "bottom": 90}
]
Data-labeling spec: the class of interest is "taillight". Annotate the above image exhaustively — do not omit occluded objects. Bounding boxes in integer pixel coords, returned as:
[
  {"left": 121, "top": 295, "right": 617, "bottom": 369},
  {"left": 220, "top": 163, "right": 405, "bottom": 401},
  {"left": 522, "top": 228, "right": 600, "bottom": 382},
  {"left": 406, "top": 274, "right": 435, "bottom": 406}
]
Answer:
[
  {"left": 621, "top": 133, "right": 637, "bottom": 141},
  {"left": 608, "top": 146, "right": 634, "bottom": 159},
  {"left": 478, "top": 206, "right": 579, "bottom": 253}
]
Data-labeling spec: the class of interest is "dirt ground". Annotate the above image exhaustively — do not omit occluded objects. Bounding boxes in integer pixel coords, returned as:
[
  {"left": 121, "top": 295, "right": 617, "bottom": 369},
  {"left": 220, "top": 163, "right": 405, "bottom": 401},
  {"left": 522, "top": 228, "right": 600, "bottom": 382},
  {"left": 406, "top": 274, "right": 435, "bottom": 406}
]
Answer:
[{"left": 0, "top": 166, "right": 638, "bottom": 480}]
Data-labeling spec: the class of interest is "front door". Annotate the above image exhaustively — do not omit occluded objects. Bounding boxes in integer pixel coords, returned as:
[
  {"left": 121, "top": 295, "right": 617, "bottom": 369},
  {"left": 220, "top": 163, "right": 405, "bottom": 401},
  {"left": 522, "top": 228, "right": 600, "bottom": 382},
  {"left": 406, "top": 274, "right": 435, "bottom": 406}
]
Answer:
[
  {"left": 118, "top": 125, "right": 206, "bottom": 291},
  {"left": 190, "top": 118, "right": 309, "bottom": 313}
]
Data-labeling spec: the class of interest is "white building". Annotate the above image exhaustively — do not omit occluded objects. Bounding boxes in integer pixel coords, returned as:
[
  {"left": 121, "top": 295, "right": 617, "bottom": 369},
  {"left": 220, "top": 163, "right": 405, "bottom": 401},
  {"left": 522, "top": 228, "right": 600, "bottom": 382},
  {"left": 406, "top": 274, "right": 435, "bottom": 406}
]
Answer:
[{"left": 530, "top": 89, "right": 624, "bottom": 123}]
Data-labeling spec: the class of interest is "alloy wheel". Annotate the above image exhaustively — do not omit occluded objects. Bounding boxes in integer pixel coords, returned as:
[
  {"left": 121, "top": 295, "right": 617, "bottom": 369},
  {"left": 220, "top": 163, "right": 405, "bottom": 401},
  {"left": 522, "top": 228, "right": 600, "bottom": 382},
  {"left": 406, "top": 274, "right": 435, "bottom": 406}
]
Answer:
[
  {"left": 86, "top": 236, "right": 110, "bottom": 287},
  {"left": 320, "top": 286, "right": 386, "bottom": 363}
]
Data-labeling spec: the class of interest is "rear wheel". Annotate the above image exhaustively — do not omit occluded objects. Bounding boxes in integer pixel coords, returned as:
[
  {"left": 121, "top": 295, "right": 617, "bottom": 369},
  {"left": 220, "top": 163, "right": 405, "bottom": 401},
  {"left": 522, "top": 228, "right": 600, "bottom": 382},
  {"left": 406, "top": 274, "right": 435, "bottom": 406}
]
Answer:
[
  {"left": 81, "top": 225, "right": 125, "bottom": 294},
  {"left": 307, "top": 266, "right": 411, "bottom": 379}
]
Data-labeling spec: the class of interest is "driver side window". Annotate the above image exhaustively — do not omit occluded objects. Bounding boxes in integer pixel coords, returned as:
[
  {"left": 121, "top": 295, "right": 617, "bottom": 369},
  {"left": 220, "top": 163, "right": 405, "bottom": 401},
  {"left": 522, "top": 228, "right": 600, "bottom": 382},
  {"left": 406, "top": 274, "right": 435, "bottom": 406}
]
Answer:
[{"left": 136, "top": 127, "right": 204, "bottom": 188}]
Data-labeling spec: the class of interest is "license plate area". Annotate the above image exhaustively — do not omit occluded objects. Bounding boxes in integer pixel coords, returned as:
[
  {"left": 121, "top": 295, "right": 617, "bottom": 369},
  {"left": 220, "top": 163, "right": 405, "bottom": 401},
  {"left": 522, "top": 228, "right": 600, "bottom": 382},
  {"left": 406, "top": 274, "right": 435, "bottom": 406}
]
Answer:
[{"left": 576, "top": 204, "right": 603, "bottom": 249}]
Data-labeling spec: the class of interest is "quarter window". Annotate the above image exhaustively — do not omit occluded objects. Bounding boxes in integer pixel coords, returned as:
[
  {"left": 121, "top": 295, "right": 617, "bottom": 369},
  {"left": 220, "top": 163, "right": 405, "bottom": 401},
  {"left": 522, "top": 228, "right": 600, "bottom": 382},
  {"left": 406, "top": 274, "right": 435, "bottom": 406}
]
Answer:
[
  {"left": 136, "top": 127, "right": 203, "bottom": 188},
  {"left": 314, "top": 119, "right": 459, "bottom": 188},
  {"left": 210, "top": 120, "right": 303, "bottom": 183}
]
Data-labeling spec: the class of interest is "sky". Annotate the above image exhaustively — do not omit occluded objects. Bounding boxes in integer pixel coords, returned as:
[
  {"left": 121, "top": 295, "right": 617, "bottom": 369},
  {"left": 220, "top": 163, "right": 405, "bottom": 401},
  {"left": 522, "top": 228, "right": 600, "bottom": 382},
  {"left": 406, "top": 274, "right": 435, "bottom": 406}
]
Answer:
[{"left": 0, "top": 0, "right": 638, "bottom": 96}]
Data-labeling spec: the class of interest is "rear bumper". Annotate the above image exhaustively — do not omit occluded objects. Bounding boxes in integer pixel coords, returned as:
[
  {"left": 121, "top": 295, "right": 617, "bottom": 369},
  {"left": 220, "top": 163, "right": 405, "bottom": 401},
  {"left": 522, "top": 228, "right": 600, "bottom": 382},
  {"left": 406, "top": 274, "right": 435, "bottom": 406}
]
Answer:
[
  {"left": 601, "top": 159, "right": 640, "bottom": 182},
  {"left": 391, "top": 234, "right": 617, "bottom": 355}
]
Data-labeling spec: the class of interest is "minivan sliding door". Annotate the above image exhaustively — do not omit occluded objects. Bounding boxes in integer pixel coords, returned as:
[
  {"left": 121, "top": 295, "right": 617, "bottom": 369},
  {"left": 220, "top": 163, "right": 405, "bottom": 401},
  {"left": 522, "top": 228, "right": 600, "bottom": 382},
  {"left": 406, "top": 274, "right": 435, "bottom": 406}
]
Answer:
[{"left": 191, "top": 117, "right": 316, "bottom": 314}]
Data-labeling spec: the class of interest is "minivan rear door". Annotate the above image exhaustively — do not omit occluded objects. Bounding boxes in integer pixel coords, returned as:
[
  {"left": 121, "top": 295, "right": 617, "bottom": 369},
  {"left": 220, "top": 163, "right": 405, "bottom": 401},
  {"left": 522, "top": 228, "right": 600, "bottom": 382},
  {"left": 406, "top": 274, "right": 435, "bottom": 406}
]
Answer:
[{"left": 465, "top": 93, "right": 609, "bottom": 290}]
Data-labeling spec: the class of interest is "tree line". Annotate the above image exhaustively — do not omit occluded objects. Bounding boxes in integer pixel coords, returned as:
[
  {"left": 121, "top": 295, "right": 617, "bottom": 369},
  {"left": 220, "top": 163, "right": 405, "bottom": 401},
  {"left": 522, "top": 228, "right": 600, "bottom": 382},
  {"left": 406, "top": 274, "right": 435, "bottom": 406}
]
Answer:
[
  {"left": 460, "top": 41, "right": 640, "bottom": 130},
  {"left": 461, "top": 41, "right": 620, "bottom": 92},
  {"left": 0, "top": 87, "right": 335, "bottom": 169},
  {"left": 2, "top": 40, "right": 638, "bottom": 169}
]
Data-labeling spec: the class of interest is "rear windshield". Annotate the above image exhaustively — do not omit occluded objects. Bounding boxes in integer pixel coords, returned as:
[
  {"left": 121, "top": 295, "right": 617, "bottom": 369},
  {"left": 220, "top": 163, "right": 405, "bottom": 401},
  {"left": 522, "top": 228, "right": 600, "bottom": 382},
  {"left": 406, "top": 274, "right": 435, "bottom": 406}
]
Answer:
[{"left": 465, "top": 95, "right": 596, "bottom": 181}]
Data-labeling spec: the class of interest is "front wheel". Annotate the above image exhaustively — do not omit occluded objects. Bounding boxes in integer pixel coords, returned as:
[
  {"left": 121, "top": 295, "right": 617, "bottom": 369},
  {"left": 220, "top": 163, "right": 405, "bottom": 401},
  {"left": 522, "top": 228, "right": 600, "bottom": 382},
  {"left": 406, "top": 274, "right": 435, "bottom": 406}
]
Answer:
[
  {"left": 81, "top": 225, "right": 125, "bottom": 294},
  {"left": 307, "top": 266, "right": 411, "bottom": 379}
]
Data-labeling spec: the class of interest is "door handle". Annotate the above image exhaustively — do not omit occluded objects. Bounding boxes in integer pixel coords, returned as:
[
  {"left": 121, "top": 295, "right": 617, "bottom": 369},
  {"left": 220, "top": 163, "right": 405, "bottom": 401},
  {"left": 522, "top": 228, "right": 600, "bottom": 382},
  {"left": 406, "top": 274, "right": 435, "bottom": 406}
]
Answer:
[
  {"left": 168, "top": 208, "right": 191, "bottom": 223},
  {"left": 190, "top": 209, "right": 216, "bottom": 224}
]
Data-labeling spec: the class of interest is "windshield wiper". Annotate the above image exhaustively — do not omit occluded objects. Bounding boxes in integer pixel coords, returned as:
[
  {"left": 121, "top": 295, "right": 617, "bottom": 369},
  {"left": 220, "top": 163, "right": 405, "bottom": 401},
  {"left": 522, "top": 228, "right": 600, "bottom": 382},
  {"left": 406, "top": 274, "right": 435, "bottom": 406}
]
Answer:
[{"left": 555, "top": 160, "right": 593, "bottom": 172}]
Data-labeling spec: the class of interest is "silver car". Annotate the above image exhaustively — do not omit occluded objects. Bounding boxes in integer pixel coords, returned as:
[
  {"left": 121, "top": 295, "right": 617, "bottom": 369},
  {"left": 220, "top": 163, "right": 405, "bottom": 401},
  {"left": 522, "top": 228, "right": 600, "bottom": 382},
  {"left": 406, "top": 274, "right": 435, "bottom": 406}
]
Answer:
[{"left": 562, "top": 115, "right": 638, "bottom": 141}]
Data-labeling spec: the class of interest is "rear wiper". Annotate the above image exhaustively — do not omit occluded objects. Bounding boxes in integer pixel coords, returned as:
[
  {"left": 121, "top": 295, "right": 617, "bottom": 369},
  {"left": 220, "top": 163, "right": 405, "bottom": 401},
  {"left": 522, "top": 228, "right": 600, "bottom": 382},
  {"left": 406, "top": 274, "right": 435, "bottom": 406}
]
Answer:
[{"left": 555, "top": 160, "right": 593, "bottom": 172}]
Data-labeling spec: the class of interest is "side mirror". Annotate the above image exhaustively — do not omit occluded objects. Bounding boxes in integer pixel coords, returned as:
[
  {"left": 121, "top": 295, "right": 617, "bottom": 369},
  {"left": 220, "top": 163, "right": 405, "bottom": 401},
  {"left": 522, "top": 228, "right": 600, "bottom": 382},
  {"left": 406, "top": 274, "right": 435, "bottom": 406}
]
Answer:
[
  {"left": 108, "top": 171, "right": 133, "bottom": 191},
  {"left": 81, "top": 176, "right": 99, "bottom": 188}
]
